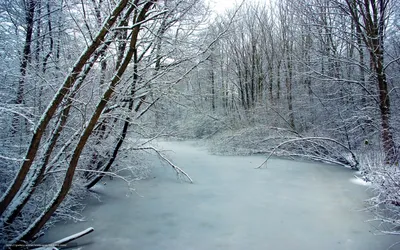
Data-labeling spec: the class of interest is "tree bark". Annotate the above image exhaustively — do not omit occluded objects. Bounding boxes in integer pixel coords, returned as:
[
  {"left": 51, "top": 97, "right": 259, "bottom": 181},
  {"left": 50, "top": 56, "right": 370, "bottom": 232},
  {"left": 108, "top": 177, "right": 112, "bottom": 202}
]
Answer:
[
  {"left": 86, "top": 10, "right": 168, "bottom": 188},
  {"left": 12, "top": 0, "right": 36, "bottom": 133},
  {"left": 343, "top": 0, "right": 396, "bottom": 162},
  {"left": 13, "top": 1, "right": 156, "bottom": 243},
  {"left": 3, "top": 38, "right": 117, "bottom": 226},
  {"left": 0, "top": 0, "right": 129, "bottom": 218}
]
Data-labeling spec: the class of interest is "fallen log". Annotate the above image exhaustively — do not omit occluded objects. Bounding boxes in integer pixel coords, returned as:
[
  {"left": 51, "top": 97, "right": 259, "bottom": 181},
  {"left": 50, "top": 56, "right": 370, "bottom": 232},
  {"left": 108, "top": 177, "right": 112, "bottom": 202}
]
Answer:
[{"left": 33, "top": 227, "right": 94, "bottom": 250}]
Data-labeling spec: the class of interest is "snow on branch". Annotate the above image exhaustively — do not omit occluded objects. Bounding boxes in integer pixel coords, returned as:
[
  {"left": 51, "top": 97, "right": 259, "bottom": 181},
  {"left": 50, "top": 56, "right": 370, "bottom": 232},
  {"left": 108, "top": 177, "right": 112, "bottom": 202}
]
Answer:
[
  {"left": 0, "top": 106, "right": 35, "bottom": 127},
  {"left": 0, "top": 155, "right": 27, "bottom": 162},
  {"left": 134, "top": 146, "right": 193, "bottom": 183},
  {"left": 256, "top": 137, "right": 359, "bottom": 170},
  {"left": 112, "top": 10, "right": 168, "bottom": 30},
  {"left": 32, "top": 227, "right": 94, "bottom": 250},
  {"left": 47, "top": 168, "right": 134, "bottom": 185},
  {"left": 53, "top": 227, "right": 94, "bottom": 245}
]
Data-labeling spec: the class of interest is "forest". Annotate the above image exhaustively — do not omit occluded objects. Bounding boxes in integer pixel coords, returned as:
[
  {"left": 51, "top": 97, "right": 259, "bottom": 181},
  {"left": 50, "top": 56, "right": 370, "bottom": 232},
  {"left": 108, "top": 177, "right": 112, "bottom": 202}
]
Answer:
[{"left": 0, "top": 0, "right": 400, "bottom": 248}]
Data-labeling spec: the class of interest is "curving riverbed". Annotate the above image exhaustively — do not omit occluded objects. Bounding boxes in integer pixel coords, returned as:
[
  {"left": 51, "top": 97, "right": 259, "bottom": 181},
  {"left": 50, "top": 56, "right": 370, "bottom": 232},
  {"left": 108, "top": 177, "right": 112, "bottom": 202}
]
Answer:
[{"left": 40, "top": 140, "right": 399, "bottom": 250}]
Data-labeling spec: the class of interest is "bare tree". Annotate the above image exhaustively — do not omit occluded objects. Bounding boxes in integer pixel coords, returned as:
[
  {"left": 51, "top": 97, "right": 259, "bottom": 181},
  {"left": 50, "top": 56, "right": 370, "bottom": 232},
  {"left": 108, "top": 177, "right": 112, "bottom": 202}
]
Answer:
[
  {"left": 0, "top": 0, "right": 130, "bottom": 240},
  {"left": 340, "top": 0, "right": 397, "bottom": 162}
]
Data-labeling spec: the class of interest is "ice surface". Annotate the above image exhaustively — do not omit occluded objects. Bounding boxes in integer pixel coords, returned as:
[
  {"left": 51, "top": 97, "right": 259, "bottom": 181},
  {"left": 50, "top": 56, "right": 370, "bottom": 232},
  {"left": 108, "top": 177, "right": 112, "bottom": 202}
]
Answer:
[{"left": 39, "top": 140, "right": 399, "bottom": 250}]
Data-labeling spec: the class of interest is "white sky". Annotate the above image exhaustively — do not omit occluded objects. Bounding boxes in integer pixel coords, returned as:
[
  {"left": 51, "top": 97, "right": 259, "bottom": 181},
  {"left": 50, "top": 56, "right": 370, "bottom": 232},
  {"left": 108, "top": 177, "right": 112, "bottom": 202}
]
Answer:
[
  {"left": 209, "top": 0, "right": 267, "bottom": 14},
  {"left": 210, "top": 0, "right": 237, "bottom": 13}
]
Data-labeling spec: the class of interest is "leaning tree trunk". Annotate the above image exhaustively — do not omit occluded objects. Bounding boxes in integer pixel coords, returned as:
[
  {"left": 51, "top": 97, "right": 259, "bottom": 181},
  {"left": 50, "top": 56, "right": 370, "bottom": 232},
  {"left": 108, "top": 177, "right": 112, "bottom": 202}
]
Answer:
[
  {"left": 0, "top": 0, "right": 129, "bottom": 219},
  {"left": 85, "top": 48, "right": 140, "bottom": 189},
  {"left": 12, "top": 1, "right": 156, "bottom": 243},
  {"left": 3, "top": 38, "right": 118, "bottom": 226},
  {"left": 86, "top": 11, "right": 167, "bottom": 189}
]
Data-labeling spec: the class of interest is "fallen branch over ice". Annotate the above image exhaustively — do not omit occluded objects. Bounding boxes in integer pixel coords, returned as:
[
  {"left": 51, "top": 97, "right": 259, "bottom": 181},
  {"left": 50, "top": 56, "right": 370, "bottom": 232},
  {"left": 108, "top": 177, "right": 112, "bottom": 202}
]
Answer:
[
  {"left": 53, "top": 227, "right": 94, "bottom": 245},
  {"left": 256, "top": 137, "right": 359, "bottom": 170},
  {"left": 33, "top": 227, "right": 94, "bottom": 250},
  {"left": 135, "top": 146, "right": 193, "bottom": 183}
]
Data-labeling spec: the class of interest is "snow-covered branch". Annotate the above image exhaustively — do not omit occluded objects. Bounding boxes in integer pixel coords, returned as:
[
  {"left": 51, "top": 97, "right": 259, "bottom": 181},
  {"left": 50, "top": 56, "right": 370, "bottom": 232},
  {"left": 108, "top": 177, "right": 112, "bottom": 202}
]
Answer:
[
  {"left": 133, "top": 146, "right": 193, "bottom": 183},
  {"left": 257, "top": 137, "right": 359, "bottom": 170}
]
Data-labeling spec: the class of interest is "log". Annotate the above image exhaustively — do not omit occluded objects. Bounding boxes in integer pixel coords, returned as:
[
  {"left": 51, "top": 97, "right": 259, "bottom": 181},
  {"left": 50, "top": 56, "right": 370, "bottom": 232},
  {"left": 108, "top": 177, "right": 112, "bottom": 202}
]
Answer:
[{"left": 33, "top": 227, "right": 94, "bottom": 250}]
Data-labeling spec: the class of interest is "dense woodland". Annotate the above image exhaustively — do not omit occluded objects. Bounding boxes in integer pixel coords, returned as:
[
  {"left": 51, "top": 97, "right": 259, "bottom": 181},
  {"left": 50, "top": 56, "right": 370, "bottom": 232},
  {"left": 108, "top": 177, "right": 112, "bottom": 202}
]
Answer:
[{"left": 0, "top": 0, "right": 400, "bottom": 247}]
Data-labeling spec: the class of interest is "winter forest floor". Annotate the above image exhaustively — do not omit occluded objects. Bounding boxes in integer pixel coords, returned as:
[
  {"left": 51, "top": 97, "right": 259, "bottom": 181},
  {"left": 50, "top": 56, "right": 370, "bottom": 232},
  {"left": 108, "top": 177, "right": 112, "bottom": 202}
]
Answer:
[{"left": 39, "top": 140, "right": 399, "bottom": 250}]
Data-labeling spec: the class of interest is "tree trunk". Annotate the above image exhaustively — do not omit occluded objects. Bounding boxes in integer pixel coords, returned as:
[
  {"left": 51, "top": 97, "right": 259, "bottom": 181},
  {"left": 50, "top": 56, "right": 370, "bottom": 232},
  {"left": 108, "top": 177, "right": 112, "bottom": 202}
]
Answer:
[
  {"left": 343, "top": 0, "right": 396, "bottom": 162},
  {"left": 12, "top": 0, "right": 36, "bottom": 133},
  {"left": 0, "top": 0, "right": 129, "bottom": 218},
  {"left": 86, "top": 11, "right": 168, "bottom": 188},
  {"left": 85, "top": 48, "right": 139, "bottom": 189},
  {"left": 3, "top": 39, "right": 116, "bottom": 226},
  {"left": 210, "top": 55, "right": 216, "bottom": 111},
  {"left": 13, "top": 2, "right": 156, "bottom": 243},
  {"left": 375, "top": 49, "right": 396, "bottom": 162},
  {"left": 285, "top": 43, "right": 295, "bottom": 130}
]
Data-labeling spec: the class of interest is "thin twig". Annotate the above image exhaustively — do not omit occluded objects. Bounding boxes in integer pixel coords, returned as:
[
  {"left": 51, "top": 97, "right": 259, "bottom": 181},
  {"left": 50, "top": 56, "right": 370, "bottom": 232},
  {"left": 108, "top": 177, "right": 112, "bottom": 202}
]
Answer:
[
  {"left": 256, "top": 136, "right": 358, "bottom": 169},
  {"left": 135, "top": 146, "right": 193, "bottom": 183}
]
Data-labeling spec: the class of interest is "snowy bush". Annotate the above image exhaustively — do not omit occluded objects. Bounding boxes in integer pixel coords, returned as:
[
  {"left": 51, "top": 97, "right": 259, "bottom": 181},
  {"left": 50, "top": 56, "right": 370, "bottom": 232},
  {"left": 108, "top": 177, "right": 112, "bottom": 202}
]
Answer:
[
  {"left": 360, "top": 154, "right": 400, "bottom": 235},
  {"left": 172, "top": 112, "right": 229, "bottom": 139},
  {"left": 208, "top": 125, "right": 358, "bottom": 169}
]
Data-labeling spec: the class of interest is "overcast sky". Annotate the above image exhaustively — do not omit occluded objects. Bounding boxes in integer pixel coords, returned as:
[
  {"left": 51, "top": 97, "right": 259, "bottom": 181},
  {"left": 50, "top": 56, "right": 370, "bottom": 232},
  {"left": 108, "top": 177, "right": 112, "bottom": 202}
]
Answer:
[
  {"left": 210, "top": 0, "right": 238, "bottom": 13},
  {"left": 209, "top": 0, "right": 266, "bottom": 14}
]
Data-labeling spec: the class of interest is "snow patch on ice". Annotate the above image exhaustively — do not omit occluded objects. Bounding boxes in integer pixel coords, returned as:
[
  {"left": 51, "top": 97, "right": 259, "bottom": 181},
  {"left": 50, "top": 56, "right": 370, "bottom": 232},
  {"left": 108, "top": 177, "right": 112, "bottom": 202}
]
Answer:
[
  {"left": 350, "top": 176, "right": 371, "bottom": 186},
  {"left": 90, "top": 184, "right": 106, "bottom": 192}
]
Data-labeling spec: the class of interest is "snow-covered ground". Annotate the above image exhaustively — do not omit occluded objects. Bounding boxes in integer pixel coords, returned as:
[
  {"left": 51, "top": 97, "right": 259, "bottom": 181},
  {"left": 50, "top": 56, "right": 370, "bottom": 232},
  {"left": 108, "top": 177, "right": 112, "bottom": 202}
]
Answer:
[{"left": 39, "top": 140, "right": 399, "bottom": 250}]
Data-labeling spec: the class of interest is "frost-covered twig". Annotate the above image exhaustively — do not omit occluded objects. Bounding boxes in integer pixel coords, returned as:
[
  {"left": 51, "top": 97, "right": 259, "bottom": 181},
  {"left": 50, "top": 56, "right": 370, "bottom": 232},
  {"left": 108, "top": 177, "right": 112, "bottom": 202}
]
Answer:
[
  {"left": 137, "top": 129, "right": 167, "bottom": 147},
  {"left": 0, "top": 155, "right": 26, "bottom": 162},
  {"left": 53, "top": 227, "right": 93, "bottom": 245},
  {"left": 256, "top": 137, "right": 359, "bottom": 169},
  {"left": 0, "top": 106, "right": 35, "bottom": 128},
  {"left": 33, "top": 227, "right": 94, "bottom": 250},
  {"left": 135, "top": 146, "right": 193, "bottom": 183},
  {"left": 361, "top": 154, "right": 400, "bottom": 236},
  {"left": 47, "top": 168, "right": 135, "bottom": 185}
]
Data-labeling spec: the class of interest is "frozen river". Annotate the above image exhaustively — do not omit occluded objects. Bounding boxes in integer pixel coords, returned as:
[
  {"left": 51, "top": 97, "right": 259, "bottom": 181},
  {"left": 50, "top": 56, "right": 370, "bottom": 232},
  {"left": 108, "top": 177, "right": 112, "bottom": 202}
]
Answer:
[{"left": 41, "top": 140, "right": 399, "bottom": 249}]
